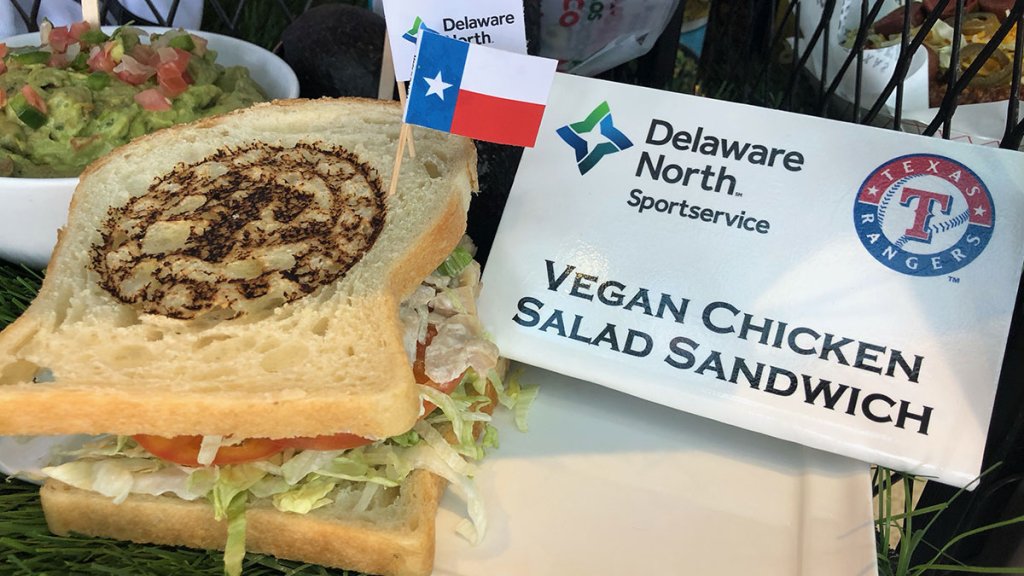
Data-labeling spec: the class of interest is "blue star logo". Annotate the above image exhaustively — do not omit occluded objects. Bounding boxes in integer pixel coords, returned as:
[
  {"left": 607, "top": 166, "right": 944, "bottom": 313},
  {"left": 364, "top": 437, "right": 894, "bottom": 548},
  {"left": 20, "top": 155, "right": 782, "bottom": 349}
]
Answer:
[{"left": 556, "top": 102, "right": 633, "bottom": 175}]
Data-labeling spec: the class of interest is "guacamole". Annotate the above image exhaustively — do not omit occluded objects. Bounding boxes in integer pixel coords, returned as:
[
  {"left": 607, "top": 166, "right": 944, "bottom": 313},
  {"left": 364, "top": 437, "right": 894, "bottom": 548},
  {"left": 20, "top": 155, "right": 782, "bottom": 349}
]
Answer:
[{"left": 0, "top": 25, "right": 268, "bottom": 178}]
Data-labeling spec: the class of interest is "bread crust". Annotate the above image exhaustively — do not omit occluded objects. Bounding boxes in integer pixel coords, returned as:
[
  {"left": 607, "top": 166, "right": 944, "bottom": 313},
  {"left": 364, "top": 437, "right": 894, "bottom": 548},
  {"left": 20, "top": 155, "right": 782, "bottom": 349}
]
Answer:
[
  {"left": 41, "top": 471, "right": 447, "bottom": 576},
  {"left": 0, "top": 98, "right": 478, "bottom": 439}
]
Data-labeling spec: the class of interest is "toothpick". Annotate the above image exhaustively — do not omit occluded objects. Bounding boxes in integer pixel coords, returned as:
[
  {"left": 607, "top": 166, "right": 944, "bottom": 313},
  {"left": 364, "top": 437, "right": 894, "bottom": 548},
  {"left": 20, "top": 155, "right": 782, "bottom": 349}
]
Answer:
[
  {"left": 378, "top": 34, "right": 396, "bottom": 100},
  {"left": 81, "top": 0, "right": 101, "bottom": 28},
  {"left": 379, "top": 31, "right": 416, "bottom": 190},
  {"left": 387, "top": 124, "right": 409, "bottom": 199},
  {"left": 396, "top": 81, "right": 416, "bottom": 159}
]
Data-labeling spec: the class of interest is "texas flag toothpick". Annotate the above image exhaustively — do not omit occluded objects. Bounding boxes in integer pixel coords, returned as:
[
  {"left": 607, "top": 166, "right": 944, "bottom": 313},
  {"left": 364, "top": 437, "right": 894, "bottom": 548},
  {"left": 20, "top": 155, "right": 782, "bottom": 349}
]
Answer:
[{"left": 404, "top": 31, "right": 557, "bottom": 148}]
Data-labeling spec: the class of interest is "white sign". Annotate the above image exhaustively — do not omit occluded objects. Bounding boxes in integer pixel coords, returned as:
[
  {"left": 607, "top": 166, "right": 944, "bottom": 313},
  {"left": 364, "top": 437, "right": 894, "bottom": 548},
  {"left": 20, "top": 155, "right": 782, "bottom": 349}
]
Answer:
[
  {"left": 381, "top": 0, "right": 527, "bottom": 81},
  {"left": 478, "top": 73, "right": 1024, "bottom": 488}
]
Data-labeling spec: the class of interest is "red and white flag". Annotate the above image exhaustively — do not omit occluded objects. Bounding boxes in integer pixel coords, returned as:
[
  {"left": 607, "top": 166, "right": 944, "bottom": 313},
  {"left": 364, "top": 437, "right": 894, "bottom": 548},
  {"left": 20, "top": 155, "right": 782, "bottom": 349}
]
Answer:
[{"left": 404, "top": 31, "right": 557, "bottom": 147}]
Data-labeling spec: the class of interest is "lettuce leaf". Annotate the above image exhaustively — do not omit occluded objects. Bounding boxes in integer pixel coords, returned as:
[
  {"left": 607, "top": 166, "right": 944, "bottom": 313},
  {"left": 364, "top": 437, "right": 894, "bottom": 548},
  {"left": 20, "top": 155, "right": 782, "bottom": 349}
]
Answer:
[
  {"left": 436, "top": 244, "right": 473, "bottom": 277},
  {"left": 272, "top": 476, "right": 336, "bottom": 514},
  {"left": 222, "top": 492, "right": 248, "bottom": 576}
]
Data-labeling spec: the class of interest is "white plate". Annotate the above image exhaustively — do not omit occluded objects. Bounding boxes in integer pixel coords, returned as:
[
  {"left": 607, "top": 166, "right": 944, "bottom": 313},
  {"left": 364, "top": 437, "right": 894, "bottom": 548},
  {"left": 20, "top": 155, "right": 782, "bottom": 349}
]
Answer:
[
  {"left": 0, "top": 363, "right": 878, "bottom": 575},
  {"left": 435, "top": 365, "right": 878, "bottom": 576}
]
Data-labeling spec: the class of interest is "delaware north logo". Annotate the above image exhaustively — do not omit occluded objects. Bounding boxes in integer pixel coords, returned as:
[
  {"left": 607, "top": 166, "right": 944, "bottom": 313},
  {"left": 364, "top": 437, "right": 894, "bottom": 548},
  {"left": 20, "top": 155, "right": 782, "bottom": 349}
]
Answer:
[
  {"left": 557, "top": 101, "right": 633, "bottom": 175},
  {"left": 402, "top": 16, "right": 435, "bottom": 43},
  {"left": 853, "top": 154, "right": 994, "bottom": 277}
]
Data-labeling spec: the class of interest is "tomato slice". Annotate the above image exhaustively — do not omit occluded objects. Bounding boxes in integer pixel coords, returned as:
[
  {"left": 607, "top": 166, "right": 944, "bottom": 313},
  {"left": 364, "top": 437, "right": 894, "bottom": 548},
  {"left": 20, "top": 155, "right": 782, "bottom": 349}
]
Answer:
[
  {"left": 116, "top": 55, "right": 156, "bottom": 85},
  {"left": 156, "top": 59, "right": 189, "bottom": 98},
  {"left": 20, "top": 85, "right": 46, "bottom": 113},
  {"left": 87, "top": 43, "right": 116, "bottom": 74},
  {"left": 158, "top": 47, "right": 191, "bottom": 73},
  {"left": 133, "top": 434, "right": 285, "bottom": 467},
  {"left": 134, "top": 88, "right": 171, "bottom": 111},
  {"left": 48, "top": 26, "right": 72, "bottom": 53},
  {"left": 129, "top": 44, "right": 160, "bottom": 67},
  {"left": 158, "top": 70, "right": 189, "bottom": 97},
  {"left": 68, "top": 21, "right": 92, "bottom": 42}
]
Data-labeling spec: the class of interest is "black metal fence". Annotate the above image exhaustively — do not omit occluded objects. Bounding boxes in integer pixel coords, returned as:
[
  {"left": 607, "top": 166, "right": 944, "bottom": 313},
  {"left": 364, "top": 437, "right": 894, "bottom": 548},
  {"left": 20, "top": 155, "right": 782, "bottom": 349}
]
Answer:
[{"left": 699, "top": 0, "right": 1024, "bottom": 149}]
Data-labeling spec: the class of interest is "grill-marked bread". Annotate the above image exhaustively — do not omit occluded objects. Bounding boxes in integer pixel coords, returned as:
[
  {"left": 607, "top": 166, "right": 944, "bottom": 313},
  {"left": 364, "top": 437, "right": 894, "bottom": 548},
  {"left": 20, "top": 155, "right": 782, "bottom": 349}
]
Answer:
[{"left": 0, "top": 98, "right": 477, "bottom": 440}]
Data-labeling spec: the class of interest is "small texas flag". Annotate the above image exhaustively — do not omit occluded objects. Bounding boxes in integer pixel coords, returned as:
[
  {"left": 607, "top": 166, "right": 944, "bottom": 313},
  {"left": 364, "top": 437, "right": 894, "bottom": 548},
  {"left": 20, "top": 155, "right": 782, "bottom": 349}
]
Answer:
[{"left": 404, "top": 31, "right": 557, "bottom": 148}]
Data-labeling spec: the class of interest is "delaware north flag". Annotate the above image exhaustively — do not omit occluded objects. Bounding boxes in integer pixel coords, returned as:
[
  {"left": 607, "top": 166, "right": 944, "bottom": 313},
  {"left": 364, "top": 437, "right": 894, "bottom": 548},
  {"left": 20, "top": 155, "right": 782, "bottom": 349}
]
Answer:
[{"left": 404, "top": 31, "right": 557, "bottom": 147}]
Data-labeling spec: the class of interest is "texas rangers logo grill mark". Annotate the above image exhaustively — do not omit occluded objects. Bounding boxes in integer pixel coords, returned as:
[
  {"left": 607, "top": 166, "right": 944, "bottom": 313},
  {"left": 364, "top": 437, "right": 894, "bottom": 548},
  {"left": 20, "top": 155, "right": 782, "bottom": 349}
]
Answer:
[{"left": 853, "top": 154, "right": 994, "bottom": 277}]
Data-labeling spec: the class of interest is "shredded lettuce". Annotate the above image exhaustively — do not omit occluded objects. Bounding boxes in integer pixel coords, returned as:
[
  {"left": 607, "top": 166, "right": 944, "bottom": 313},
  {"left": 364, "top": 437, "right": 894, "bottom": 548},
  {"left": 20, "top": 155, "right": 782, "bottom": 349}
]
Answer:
[
  {"left": 208, "top": 465, "right": 266, "bottom": 576},
  {"left": 42, "top": 458, "right": 158, "bottom": 504},
  {"left": 390, "top": 429, "right": 421, "bottom": 446},
  {"left": 419, "top": 384, "right": 490, "bottom": 459},
  {"left": 273, "top": 476, "right": 336, "bottom": 514},
  {"left": 513, "top": 385, "right": 540, "bottom": 432},
  {"left": 480, "top": 423, "right": 500, "bottom": 449},
  {"left": 209, "top": 464, "right": 266, "bottom": 521},
  {"left": 62, "top": 435, "right": 145, "bottom": 458},
  {"left": 279, "top": 449, "right": 340, "bottom": 485},
  {"left": 487, "top": 366, "right": 538, "bottom": 430},
  {"left": 309, "top": 452, "right": 402, "bottom": 487},
  {"left": 248, "top": 474, "right": 291, "bottom": 499},
  {"left": 435, "top": 245, "right": 473, "bottom": 277},
  {"left": 222, "top": 492, "right": 248, "bottom": 576},
  {"left": 197, "top": 435, "right": 224, "bottom": 466},
  {"left": 354, "top": 481, "right": 381, "bottom": 512}
]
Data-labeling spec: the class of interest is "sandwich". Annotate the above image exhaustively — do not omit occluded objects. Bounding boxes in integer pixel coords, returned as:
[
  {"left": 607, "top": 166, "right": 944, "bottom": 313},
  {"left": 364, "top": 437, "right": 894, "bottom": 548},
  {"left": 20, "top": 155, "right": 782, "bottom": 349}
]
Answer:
[{"left": 0, "top": 98, "right": 532, "bottom": 576}]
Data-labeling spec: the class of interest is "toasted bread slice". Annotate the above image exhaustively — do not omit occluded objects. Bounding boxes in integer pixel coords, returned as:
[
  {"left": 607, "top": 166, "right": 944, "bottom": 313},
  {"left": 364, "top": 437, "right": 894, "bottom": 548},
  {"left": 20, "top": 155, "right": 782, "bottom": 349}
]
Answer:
[
  {"left": 0, "top": 98, "right": 478, "bottom": 439},
  {"left": 41, "top": 470, "right": 447, "bottom": 576}
]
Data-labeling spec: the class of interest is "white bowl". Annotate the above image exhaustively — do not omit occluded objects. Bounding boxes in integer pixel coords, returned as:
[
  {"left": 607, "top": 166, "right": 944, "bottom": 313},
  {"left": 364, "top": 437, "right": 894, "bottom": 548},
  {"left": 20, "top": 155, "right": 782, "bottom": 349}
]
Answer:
[{"left": 0, "top": 27, "right": 300, "bottom": 269}]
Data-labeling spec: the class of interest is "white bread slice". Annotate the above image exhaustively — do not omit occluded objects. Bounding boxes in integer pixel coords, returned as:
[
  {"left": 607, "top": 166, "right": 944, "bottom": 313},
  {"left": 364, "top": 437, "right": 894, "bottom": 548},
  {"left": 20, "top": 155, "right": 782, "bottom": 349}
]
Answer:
[
  {"left": 41, "top": 470, "right": 447, "bottom": 576},
  {"left": 0, "top": 98, "right": 478, "bottom": 439}
]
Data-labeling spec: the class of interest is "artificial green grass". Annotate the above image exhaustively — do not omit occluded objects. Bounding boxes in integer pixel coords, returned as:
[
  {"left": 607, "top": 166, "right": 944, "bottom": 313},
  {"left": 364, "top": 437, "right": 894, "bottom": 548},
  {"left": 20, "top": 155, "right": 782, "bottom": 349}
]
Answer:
[{"left": 0, "top": 261, "right": 40, "bottom": 328}]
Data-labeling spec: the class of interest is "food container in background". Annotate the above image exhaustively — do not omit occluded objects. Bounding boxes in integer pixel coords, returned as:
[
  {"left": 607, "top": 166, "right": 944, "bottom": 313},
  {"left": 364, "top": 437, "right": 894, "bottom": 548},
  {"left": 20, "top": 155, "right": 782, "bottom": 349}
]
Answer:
[
  {"left": 791, "top": 0, "right": 1020, "bottom": 145},
  {"left": 680, "top": 0, "right": 710, "bottom": 57},
  {"left": 532, "top": 0, "right": 681, "bottom": 75},
  {"left": 0, "top": 27, "right": 300, "bottom": 269}
]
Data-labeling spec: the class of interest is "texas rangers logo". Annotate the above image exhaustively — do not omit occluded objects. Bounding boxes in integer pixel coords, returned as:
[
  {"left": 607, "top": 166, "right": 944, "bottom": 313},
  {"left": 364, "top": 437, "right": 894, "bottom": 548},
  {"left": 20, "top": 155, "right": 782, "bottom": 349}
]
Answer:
[{"left": 853, "top": 154, "right": 994, "bottom": 277}]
